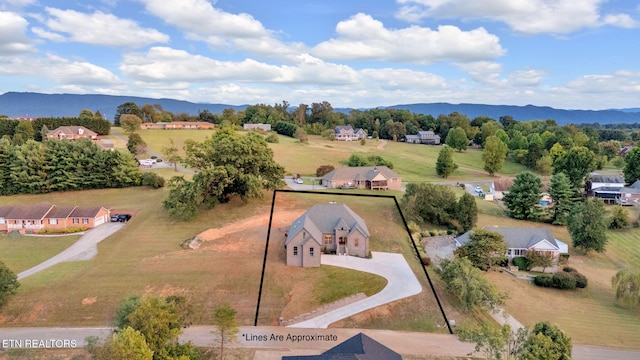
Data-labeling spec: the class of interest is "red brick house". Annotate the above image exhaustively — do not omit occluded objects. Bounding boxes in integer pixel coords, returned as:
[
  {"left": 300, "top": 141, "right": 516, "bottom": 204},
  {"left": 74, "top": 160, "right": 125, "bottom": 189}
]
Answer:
[
  {"left": 46, "top": 126, "right": 98, "bottom": 140},
  {"left": 0, "top": 203, "right": 110, "bottom": 233},
  {"left": 140, "top": 121, "right": 215, "bottom": 130}
]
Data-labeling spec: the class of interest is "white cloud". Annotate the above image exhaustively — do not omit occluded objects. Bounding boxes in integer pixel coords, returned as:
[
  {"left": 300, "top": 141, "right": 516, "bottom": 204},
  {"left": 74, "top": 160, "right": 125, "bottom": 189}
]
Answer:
[
  {"left": 396, "top": 0, "right": 639, "bottom": 34},
  {"left": 0, "top": 11, "right": 36, "bottom": 54},
  {"left": 140, "top": 0, "right": 306, "bottom": 60},
  {"left": 38, "top": 7, "right": 169, "bottom": 47},
  {"left": 509, "top": 69, "right": 547, "bottom": 86},
  {"left": 0, "top": 0, "right": 36, "bottom": 10},
  {"left": 456, "top": 61, "right": 504, "bottom": 85},
  {"left": 312, "top": 13, "right": 504, "bottom": 64}
]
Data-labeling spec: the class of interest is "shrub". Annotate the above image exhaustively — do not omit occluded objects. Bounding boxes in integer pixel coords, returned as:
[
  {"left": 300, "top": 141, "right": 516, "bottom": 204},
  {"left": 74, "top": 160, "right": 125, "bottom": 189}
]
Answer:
[
  {"left": 559, "top": 253, "right": 570, "bottom": 265},
  {"left": 562, "top": 266, "right": 577, "bottom": 273},
  {"left": 316, "top": 164, "right": 335, "bottom": 177},
  {"left": 534, "top": 274, "right": 553, "bottom": 287},
  {"left": 421, "top": 256, "right": 431, "bottom": 266},
  {"left": 573, "top": 272, "right": 588, "bottom": 288},
  {"left": 265, "top": 133, "right": 279, "bottom": 143},
  {"left": 512, "top": 256, "right": 529, "bottom": 271},
  {"left": 552, "top": 272, "right": 577, "bottom": 290},
  {"left": 141, "top": 172, "right": 165, "bottom": 188}
]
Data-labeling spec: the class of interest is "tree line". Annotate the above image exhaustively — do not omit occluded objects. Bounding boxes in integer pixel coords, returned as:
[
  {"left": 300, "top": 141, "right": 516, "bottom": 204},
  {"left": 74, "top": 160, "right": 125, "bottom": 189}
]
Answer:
[
  {"left": 0, "top": 110, "right": 111, "bottom": 143},
  {"left": 0, "top": 137, "right": 143, "bottom": 195}
]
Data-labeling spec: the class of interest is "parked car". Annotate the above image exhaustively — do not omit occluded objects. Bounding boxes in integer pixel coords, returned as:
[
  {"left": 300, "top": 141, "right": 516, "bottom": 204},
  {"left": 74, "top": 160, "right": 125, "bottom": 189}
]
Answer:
[
  {"left": 117, "top": 214, "right": 132, "bottom": 222},
  {"left": 110, "top": 214, "right": 120, "bottom": 222},
  {"left": 294, "top": 178, "right": 304, "bottom": 184},
  {"left": 474, "top": 186, "right": 483, "bottom": 193}
]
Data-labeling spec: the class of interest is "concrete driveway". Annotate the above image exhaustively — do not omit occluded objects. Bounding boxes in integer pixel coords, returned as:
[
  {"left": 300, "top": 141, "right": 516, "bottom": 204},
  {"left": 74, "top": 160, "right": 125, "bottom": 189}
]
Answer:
[
  {"left": 283, "top": 176, "right": 322, "bottom": 191},
  {"left": 17, "top": 222, "right": 125, "bottom": 280},
  {"left": 287, "top": 252, "right": 422, "bottom": 328}
]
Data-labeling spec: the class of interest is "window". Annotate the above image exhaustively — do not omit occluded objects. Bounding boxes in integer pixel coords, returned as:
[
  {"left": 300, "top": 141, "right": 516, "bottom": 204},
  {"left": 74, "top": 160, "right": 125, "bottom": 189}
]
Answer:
[
  {"left": 0, "top": 218, "right": 5, "bottom": 224},
  {"left": 323, "top": 234, "right": 333, "bottom": 244},
  {"left": 83, "top": 218, "right": 89, "bottom": 224},
  {"left": 293, "top": 246, "right": 298, "bottom": 256},
  {"left": 49, "top": 219, "right": 58, "bottom": 225},
  {"left": 73, "top": 218, "right": 79, "bottom": 224},
  {"left": 309, "top": 247, "right": 315, "bottom": 256},
  {"left": 354, "top": 238, "right": 359, "bottom": 247}
]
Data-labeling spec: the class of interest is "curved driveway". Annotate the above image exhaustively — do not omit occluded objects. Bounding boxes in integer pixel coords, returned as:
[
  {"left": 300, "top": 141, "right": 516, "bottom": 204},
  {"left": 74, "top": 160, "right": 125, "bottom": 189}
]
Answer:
[
  {"left": 17, "top": 222, "right": 125, "bottom": 280},
  {"left": 287, "top": 252, "right": 422, "bottom": 328}
]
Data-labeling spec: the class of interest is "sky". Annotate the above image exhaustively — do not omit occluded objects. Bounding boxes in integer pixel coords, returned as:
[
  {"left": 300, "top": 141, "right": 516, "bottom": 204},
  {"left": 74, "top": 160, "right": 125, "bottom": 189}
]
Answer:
[{"left": 0, "top": 0, "right": 639, "bottom": 110}]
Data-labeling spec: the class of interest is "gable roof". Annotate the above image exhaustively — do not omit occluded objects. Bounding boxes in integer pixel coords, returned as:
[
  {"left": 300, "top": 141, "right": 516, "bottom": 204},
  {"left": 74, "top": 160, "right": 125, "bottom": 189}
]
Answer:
[
  {"left": 47, "top": 126, "right": 97, "bottom": 137},
  {"left": 456, "top": 227, "right": 561, "bottom": 251},
  {"left": 589, "top": 174, "right": 624, "bottom": 184},
  {"left": 44, "top": 205, "right": 77, "bottom": 219},
  {"left": 282, "top": 333, "right": 402, "bottom": 360},
  {"left": 69, "top": 206, "right": 107, "bottom": 218},
  {"left": 322, "top": 166, "right": 400, "bottom": 182},
  {"left": 286, "top": 203, "right": 370, "bottom": 246},
  {"left": 3, "top": 202, "right": 55, "bottom": 220}
]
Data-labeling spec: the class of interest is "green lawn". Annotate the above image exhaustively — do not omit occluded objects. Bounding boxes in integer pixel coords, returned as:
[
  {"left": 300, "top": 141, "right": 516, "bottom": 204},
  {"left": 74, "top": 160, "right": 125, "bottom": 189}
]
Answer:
[{"left": 0, "top": 234, "right": 80, "bottom": 273}]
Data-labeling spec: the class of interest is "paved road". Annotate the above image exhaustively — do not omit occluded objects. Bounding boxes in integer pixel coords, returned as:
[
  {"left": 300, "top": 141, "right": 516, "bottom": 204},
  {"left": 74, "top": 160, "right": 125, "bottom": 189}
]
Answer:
[
  {"left": 17, "top": 222, "right": 125, "bottom": 280},
  {"left": 287, "top": 252, "right": 422, "bottom": 328}
]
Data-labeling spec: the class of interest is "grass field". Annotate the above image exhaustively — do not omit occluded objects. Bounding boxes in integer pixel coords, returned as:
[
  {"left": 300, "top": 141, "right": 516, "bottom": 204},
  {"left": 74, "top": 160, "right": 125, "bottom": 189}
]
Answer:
[
  {"left": 132, "top": 129, "right": 529, "bottom": 181},
  {"left": 0, "top": 235, "right": 80, "bottom": 273}
]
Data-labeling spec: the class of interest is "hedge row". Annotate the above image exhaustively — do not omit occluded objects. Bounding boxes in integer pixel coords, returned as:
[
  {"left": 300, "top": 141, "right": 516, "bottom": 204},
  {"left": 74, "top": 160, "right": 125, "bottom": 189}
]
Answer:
[{"left": 534, "top": 267, "right": 588, "bottom": 290}]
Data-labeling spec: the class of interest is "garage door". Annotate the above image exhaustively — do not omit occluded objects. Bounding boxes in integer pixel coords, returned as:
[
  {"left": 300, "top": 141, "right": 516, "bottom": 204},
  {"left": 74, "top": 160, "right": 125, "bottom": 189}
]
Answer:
[{"left": 95, "top": 216, "right": 105, "bottom": 226}]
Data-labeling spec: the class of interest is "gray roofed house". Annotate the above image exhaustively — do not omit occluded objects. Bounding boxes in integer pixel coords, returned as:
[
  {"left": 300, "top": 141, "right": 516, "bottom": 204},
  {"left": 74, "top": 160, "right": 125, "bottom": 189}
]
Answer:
[
  {"left": 455, "top": 227, "right": 568, "bottom": 273},
  {"left": 281, "top": 332, "right": 402, "bottom": 360},
  {"left": 334, "top": 125, "right": 366, "bottom": 141},
  {"left": 321, "top": 166, "right": 402, "bottom": 191},
  {"left": 286, "top": 203, "right": 370, "bottom": 267}
]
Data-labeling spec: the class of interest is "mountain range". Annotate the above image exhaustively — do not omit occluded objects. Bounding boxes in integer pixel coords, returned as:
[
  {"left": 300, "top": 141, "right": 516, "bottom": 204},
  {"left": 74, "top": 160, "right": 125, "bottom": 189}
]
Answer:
[{"left": 1, "top": 92, "right": 639, "bottom": 125}]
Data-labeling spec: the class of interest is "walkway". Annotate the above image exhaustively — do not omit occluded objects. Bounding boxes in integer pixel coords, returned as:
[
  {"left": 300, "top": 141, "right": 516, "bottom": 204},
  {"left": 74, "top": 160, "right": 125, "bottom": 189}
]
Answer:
[
  {"left": 287, "top": 252, "right": 422, "bottom": 328},
  {"left": 17, "top": 222, "right": 125, "bottom": 280}
]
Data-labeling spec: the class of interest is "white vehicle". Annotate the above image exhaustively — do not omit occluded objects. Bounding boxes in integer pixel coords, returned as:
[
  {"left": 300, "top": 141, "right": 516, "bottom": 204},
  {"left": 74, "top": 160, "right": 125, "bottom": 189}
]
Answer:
[
  {"left": 294, "top": 178, "right": 304, "bottom": 184},
  {"left": 474, "top": 186, "right": 483, "bottom": 193}
]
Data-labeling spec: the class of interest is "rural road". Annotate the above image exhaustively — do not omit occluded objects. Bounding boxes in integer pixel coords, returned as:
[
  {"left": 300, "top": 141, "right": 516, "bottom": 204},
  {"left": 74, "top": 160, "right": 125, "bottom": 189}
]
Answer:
[
  {"left": 17, "top": 222, "right": 125, "bottom": 280},
  {"left": 287, "top": 252, "right": 422, "bottom": 328}
]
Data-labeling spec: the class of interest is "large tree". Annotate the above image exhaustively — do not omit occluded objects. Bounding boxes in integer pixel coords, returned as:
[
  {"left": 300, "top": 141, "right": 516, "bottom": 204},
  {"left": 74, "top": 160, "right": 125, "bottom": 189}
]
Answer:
[
  {"left": 567, "top": 198, "right": 608, "bottom": 253},
  {"left": 482, "top": 135, "right": 508, "bottom": 175},
  {"left": 401, "top": 183, "right": 458, "bottom": 227},
  {"left": 92, "top": 327, "right": 153, "bottom": 360},
  {"left": 165, "top": 128, "right": 284, "bottom": 220},
  {"left": 623, "top": 147, "right": 640, "bottom": 184},
  {"left": 612, "top": 270, "right": 640, "bottom": 309},
  {"left": 456, "top": 192, "right": 477, "bottom": 232},
  {"left": 115, "top": 102, "right": 141, "bottom": 126},
  {"left": 553, "top": 146, "right": 596, "bottom": 191},
  {"left": 445, "top": 126, "right": 468, "bottom": 151},
  {"left": 127, "top": 133, "right": 147, "bottom": 155},
  {"left": 120, "top": 114, "right": 143, "bottom": 134},
  {"left": 455, "top": 229, "right": 507, "bottom": 270},
  {"left": 437, "top": 257, "right": 505, "bottom": 312},
  {"left": 548, "top": 172, "right": 574, "bottom": 225},
  {"left": 503, "top": 171, "right": 543, "bottom": 221},
  {"left": 161, "top": 138, "right": 181, "bottom": 172},
  {"left": 0, "top": 261, "right": 19, "bottom": 309},
  {"left": 435, "top": 145, "right": 458, "bottom": 178},
  {"left": 521, "top": 322, "right": 572, "bottom": 360}
]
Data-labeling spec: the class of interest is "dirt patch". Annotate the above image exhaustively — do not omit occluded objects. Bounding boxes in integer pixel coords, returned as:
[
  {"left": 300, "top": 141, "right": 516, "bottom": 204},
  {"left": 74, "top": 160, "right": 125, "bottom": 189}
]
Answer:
[
  {"left": 81, "top": 297, "right": 97, "bottom": 305},
  {"left": 196, "top": 209, "right": 305, "bottom": 242}
]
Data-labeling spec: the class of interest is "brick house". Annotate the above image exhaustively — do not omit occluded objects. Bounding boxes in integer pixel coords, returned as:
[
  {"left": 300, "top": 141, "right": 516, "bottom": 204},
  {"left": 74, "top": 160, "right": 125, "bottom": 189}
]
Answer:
[
  {"left": 321, "top": 166, "right": 402, "bottom": 191},
  {"left": 140, "top": 122, "right": 215, "bottom": 130},
  {"left": 285, "top": 203, "right": 370, "bottom": 267},
  {"left": 45, "top": 126, "right": 98, "bottom": 140},
  {"left": 0, "top": 203, "right": 110, "bottom": 233}
]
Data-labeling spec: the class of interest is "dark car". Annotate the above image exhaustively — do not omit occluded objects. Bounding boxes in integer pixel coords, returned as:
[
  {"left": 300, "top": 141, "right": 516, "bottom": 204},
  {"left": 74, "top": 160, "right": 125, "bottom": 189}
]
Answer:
[
  {"left": 110, "top": 214, "right": 120, "bottom": 222},
  {"left": 117, "top": 214, "right": 132, "bottom": 222}
]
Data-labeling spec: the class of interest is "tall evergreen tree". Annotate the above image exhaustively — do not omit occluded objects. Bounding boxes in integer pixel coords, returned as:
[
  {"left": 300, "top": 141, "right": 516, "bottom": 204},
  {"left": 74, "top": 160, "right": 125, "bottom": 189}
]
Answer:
[
  {"left": 623, "top": 147, "right": 640, "bottom": 184},
  {"left": 503, "top": 171, "right": 543, "bottom": 220},
  {"left": 548, "top": 172, "right": 574, "bottom": 225},
  {"left": 567, "top": 198, "right": 608, "bottom": 253},
  {"left": 435, "top": 145, "right": 458, "bottom": 178},
  {"left": 10, "top": 140, "right": 47, "bottom": 194},
  {"left": 456, "top": 192, "right": 477, "bottom": 232},
  {"left": 0, "top": 137, "right": 14, "bottom": 195}
]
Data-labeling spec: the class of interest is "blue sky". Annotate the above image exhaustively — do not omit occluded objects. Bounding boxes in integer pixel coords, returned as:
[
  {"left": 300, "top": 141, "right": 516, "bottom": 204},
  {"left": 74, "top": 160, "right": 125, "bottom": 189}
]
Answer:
[{"left": 1, "top": 0, "right": 639, "bottom": 110}]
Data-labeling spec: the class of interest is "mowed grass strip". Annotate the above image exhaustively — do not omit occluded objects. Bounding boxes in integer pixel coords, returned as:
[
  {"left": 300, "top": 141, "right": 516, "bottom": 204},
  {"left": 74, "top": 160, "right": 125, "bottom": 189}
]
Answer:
[
  {"left": 314, "top": 265, "right": 387, "bottom": 304},
  {"left": 0, "top": 234, "right": 80, "bottom": 273}
]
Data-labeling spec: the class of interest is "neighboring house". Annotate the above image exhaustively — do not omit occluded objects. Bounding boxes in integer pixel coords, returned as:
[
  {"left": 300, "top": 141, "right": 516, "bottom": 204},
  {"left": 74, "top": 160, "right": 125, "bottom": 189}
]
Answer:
[
  {"left": 45, "top": 126, "right": 98, "bottom": 140},
  {"left": 489, "top": 177, "right": 514, "bottom": 200},
  {"left": 455, "top": 226, "right": 569, "bottom": 273},
  {"left": 282, "top": 332, "right": 402, "bottom": 360},
  {"left": 334, "top": 125, "right": 366, "bottom": 141},
  {"left": 285, "top": 203, "right": 370, "bottom": 267},
  {"left": 322, "top": 166, "right": 402, "bottom": 191},
  {"left": 99, "top": 139, "right": 115, "bottom": 151},
  {"left": 404, "top": 131, "right": 441, "bottom": 145},
  {"left": 619, "top": 145, "right": 634, "bottom": 157},
  {"left": 0, "top": 203, "right": 110, "bottom": 233},
  {"left": 586, "top": 174, "right": 625, "bottom": 202},
  {"left": 619, "top": 180, "right": 640, "bottom": 205},
  {"left": 140, "top": 122, "right": 215, "bottom": 130},
  {"left": 243, "top": 123, "right": 272, "bottom": 131}
]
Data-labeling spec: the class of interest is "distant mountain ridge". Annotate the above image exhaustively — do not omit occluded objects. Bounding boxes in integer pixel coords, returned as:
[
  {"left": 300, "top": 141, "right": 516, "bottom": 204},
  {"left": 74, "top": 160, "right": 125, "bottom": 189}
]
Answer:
[{"left": 1, "top": 92, "right": 639, "bottom": 124}]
